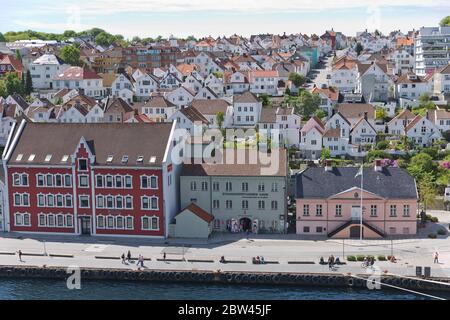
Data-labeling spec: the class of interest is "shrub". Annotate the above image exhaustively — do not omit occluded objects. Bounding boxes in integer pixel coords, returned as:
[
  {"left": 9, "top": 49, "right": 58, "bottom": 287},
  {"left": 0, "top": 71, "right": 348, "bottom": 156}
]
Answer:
[
  {"left": 376, "top": 140, "right": 389, "bottom": 150},
  {"left": 356, "top": 255, "right": 366, "bottom": 261},
  {"left": 431, "top": 216, "right": 439, "bottom": 223},
  {"left": 428, "top": 233, "right": 437, "bottom": 239},
  {"left": 377, "top": 255, "right": 387, "bottom": 261},
  {"left": 437, "top": 229, "right": 447, "bottom": 235},
  {"left": 346, "top": 255, "right": 356, "bottom": 262}
]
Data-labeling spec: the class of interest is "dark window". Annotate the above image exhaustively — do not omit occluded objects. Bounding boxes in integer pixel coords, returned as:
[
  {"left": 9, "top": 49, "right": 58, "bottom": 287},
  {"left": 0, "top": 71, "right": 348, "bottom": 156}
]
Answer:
[{"left": 78, "top": 159, "right": 88, "bottom": 171}]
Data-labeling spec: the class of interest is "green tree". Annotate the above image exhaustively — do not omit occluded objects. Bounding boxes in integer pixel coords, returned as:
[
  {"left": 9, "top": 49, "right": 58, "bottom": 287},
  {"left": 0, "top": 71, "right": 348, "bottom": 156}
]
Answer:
[
  {"left": 355, "top": 43, "right": 364, "bottom": 56},
  {"left": 260, "top": 94, "right": 270, "bottom": 106},
  {"left": 15, "top": 49, "right": 22, "bottom": 62},
  {"left": 288, "top": 73, "right": 306, "bottom": 88},
  {"left": 407, "top": 153, "right": 437, "bottom": 181},
  {"left": 63, "top": 30, "right": 77, "bottom": 38},
  {"left": 315, "top": 109, "right": 327, "bottom": 119},
  {"left": 440, "top": 16, "right": 450, "bottom": 27},
  {"left": 0, "top": 32, "right": 5, "bottom": 42},
  {"left": 375, "top": 107, "right": 388, "bottom": 121},
  {"left": 60, "top": 44, "right": 81, "bottom": 66},
  {"left": 418, "top": 173, "right": 436, "bottom": 211},
  {"left": 216, "top": 112, "right": 225, "bottom": 129},
  {"left": 212, "top": 71, "right": 223, "bottom": 79},
  {"left": 25, "top": 70, "right": 33, "bottom": 95},
  {"left": 0, "top": 80, "right": 7, "bottom": 98},
  {"left": 4, "top": 73, "right": 24, "bottom": 96},
  {"left": 297, "top": 90, "right": 321, "bottom": 119},
  {"left": 321, "top": 148, "right": 331, "bottom": 160}
]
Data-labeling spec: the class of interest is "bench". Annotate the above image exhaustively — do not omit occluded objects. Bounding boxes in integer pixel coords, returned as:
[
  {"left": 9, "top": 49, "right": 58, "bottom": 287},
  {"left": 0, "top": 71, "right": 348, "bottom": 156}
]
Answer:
[
  {"left": 287, "top": 261, "right": 316, "bottom": 265},
  {"left": 187, "top": 259, "right": 215, "bottom": 263}
]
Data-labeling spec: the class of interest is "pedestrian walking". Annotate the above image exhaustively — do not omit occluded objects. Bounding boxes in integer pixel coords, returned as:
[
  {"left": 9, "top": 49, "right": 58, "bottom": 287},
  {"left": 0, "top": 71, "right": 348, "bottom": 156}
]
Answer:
[
  {"left": 434, "top": 251, "right": 439, "bottom": 264},
  {"left": 127, "top": 250, "right": 132, "bottom": 262},
  {"left": 18, "top": 250, "right": 23, "bottom": 262},
  {"left": 121, "top": 253, "right": 126, "bottom": 264},
  {"left": 163, "top": 252, "right": 166, "bottom": 260},
  {"left": 137, "top": 254, "right": 145, "bottom": 268},
  {"left": 246, "top": 229, "right": 250, "bottom": 240}
]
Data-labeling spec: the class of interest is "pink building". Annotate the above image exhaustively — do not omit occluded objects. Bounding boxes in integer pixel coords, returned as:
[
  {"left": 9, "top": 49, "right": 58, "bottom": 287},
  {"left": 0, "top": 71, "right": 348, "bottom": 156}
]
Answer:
[{"left": 296, "top": 161, "right": 418, "bottom": 238}]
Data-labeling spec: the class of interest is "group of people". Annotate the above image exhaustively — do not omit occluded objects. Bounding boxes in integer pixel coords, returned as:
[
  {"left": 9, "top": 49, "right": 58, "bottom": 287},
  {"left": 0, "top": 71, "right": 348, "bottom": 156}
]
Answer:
[
  {"left": 252, "top": 256, "right": 265, "bottom": 264},
  {"left": 120, "top": 251, "right": 145, "bottom": 268},
  {"left": 121, "top": 251, "right": 132, "bottom": 264},
  {"left": 363, "top": 256, "right": 375, "bottom": 267},
  {"left": 319, "top": 255, "right": 341, "bottom": 270}
]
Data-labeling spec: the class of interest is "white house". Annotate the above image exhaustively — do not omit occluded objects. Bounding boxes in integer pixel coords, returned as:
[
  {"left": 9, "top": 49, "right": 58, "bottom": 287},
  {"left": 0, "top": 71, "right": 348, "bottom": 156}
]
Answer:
[
  {"left": 53, "top": 67, "right": 105, "bottom": 99},
  {"left": 194, "top": 86, "right": 219, "bottom": 100},
  {"left": 224, "top": 71, "right": 250, "bottom": 95},
  {"left": 29, "top": 54, "right": 69, "bottom": 90},
  {"left": 191, "top": 99, "right": 233, "bottom": 128},
  {"left": 394, "top": 73, "right": 430, "bottom": 101},
  {"left": 387, "top": 109, "right": 416, "bottom": 136},
  {"left": 427, "top": 109, "right": 450, "bottom": 134},
  {"left": 390, "top": 48, "right": 415, "bottom": 76},
  {"left": 330, "top": 56, "right": 358, "bottom": 92},
  {"left": 248, "top": 70, "right": 279, "bottom": 96},
  {"left": 232, "top": 91, "right": 262, "bottom": 127},
  {"left": 170, "top": 106, "right": 209, "bottom": 134},
  {"left": 259, "top": 107, "right": 301, "bottom": 147},
  {"left": 112, "top": 73, "right": 134, "bottom": 104},
  {"left": 139, "top": 96, "right": 177, "bottom": 122},
  {"left": 405, "top": 115, "right": 442, "bottom": 147},
  {"left": 310, "top": 86, "right": 339, "bottom": 117},
  {"left": 349, "top": 116, "right": 377, "bottom": 146},
  {"left": 300, "top": 116, "right": 325, "bottom": 160},
  {"left": 204, "top": 73, "right": 224, "bottom": 97},
  {"left": 134, "top": 73, "right": 159, "bottom": 101},
  {"left": 433, "top": 64, "right": 450, "bottom": 97},
  {"left": 355, "top": 61, "right": 391, "bottom": 102},
  {"left": 167, "top": 86, "right": 196, "bottom": 108}
]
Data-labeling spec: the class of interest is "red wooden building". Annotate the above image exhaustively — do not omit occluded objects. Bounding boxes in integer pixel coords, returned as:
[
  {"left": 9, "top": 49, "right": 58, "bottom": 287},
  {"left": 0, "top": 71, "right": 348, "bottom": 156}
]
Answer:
[{"left": 2, "top": 120, "right": 181, "bottom": 238}]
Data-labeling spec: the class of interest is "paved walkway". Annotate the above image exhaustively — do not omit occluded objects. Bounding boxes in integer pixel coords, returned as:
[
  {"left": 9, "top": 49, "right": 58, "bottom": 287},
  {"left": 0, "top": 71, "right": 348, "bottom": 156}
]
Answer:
[{"left": 1, "top": 211, "right": 450, "bottom": 278}]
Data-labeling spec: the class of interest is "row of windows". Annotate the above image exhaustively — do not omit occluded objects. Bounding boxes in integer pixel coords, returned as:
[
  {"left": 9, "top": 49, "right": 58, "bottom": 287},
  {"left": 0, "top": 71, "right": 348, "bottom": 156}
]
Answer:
[
  {"left": 38, "top": 213, "right": 74, "bottom": 228},
  {"left": 95, "top": 174, "right": 133, "bottom": 189},
  {"left": 210, "top": 199, "right": 278, "bottom": 210},
  {"left": 302, "top": 204, "right": 411, "bottom": 217},
  {"left": 37, "top": 194, "right": 73, "bottom": 208},
  {"left": 96, "top": 195, "right": 133, "bottom": 210},
  {"left": 16, "top": 173, "right": 159, "bottom": 190},
  {"left": 96, "top": 215, "right": 159, "bottom": 231},
  {"left": 190, "top": 181, "right": 279, "bottom": 192},
  {"left": 37, "top": 174, "right": 72, "bottom": 188}
]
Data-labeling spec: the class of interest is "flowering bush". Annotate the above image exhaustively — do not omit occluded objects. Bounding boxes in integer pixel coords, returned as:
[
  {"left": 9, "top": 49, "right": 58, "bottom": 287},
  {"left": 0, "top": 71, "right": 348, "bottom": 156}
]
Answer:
[{"left": 441, "top": 161, "right": 450, "bottom": 169}]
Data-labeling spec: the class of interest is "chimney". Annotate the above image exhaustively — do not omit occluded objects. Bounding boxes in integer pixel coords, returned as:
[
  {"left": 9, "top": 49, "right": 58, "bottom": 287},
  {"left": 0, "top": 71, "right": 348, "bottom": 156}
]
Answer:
[
  {"left": 374, "top": 159, "right": 382, "bottom": 172},
  {"left": 324, "top": 159, "right": 333, "bottom": 172}
]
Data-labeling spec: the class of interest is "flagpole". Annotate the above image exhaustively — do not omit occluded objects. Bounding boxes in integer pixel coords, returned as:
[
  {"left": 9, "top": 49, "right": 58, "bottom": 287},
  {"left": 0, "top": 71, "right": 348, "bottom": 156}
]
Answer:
[{"left": 360, "top": 162, "right": 363, "bottom": 241}]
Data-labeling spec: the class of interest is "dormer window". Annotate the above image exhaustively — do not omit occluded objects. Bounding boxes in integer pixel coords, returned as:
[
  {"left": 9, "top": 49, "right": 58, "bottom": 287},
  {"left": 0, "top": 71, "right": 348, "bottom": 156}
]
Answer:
[
  {"left": 122, "top": 155, "right": 129, "bottom": 164},
  {"left": 45, "top": 154, "right": 52, "bottom": 162},
  {"left": 28, "top": 154, "right": 35, "bottom": 162},
  {"left": 16, "top": 154, "right": 23, "bottom": 161},
  {"left": 106, "top": 155, "right": 114, "bottom": 163},
  {"left": 150, "top": 156, "right": 156, "bottom": 164},
  {"left": 61, "top": 155, "right": 69, "bottom": 162},
  {"left": 137, "top": 156, "right": 144, "bottom": 163}
]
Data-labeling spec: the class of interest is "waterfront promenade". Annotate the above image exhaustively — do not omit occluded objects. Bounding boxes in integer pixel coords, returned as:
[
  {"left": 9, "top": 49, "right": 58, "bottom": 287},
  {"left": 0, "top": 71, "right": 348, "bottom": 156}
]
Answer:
[{"left": 0, "top": 211, "right": 449, "bottom": 279}]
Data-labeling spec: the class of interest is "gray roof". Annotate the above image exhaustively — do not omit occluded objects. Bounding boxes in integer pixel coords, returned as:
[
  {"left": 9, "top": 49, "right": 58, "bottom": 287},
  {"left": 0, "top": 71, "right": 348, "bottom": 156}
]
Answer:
[
  {"left": 7, "top": 122, "right": 174, "bottom": 167},
  {"left": 296, "top": 167, "right": 417, "bottom": 199}
]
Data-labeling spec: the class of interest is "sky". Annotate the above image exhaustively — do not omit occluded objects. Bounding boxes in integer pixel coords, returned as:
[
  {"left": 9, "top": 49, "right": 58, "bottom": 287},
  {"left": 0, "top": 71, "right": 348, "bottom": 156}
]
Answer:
[{"left": 1, "top": 0, "right": 449, "bottom": 39}]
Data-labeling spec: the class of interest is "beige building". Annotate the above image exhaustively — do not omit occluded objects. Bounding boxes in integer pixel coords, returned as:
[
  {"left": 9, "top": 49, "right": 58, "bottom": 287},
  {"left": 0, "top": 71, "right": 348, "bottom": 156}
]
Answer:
[
  {"left": 179, "top": 150, "right": 287, "bottom": 234},
  {"left": 170, "top": 203, "right": 214, "bottom": 238}
]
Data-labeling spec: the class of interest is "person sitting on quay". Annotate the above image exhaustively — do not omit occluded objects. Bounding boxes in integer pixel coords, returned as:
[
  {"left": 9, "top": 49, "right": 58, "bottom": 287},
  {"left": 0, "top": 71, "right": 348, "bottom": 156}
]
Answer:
[
  {"left": 319, "top": 257, "right": 325, "bottom": 265},
  {"left": 260, "top": 256, "right": 265, "bottom": 264},
  {"left": 219, "top": 256, "right": 226, "bottom": 264},
  {"left": 390, "top": 255, "right": 397, "bottom": 263}
]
